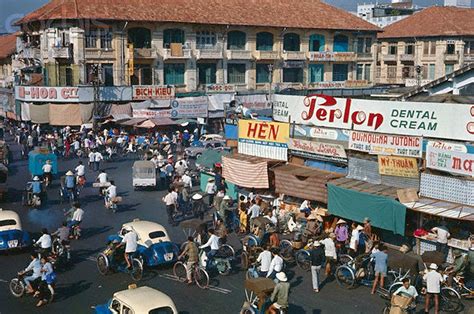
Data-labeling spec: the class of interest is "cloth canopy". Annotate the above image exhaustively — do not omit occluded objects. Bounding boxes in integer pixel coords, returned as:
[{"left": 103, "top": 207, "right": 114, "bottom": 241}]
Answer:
[
  {"left": 208, "top": 93, "right": 233, "bottom": 111},
  {"left": 327, "top": 181, "right": 406, "bottom": 235},
  {"left": 80, "top": 103, "right": 94, "bottom": 123},
  {"left": 30, "top": 104, "right": 50, "bottom": 124},
  {"left": 21, "top": 102, "right": 31, "bottom": 121},
  {"left": 273, "top": 164, "right": 344, "bottom": 203},
  {"left": 222, "top": 154, "right": 271, "bottom": 189},
  {"left": 49, "top": 104, "right": 82, "bottom": 126}
]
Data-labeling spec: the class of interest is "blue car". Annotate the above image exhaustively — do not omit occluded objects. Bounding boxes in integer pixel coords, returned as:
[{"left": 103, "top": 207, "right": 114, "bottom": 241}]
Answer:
[
  {"left": 107, "top": 219, "right": 179, "bottom": 267},
  {"left": 0, "top": 209, "right": 31, "bottom": 251}
]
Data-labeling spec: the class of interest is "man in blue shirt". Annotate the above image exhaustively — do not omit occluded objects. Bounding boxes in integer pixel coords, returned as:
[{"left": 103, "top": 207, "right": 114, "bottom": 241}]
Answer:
[
  {"left": 65, "top": 170, "right": 75, "bottom": 190},
  {"left": 19, "top": 252, "right": 42, "bottom": 294},
  {"left": 31, "top": 176, "right": 42, "bottom": 195},
  {"left": 371, "top": 244, "right": 388, "bottom": 294}
]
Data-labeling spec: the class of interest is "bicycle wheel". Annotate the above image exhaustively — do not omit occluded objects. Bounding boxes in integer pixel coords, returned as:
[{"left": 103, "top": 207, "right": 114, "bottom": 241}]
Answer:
[
  {"left": 335, "top": 265, "right": 356, "bottom": 289},
  {"left": 295, "top": 250, "right": 311, "bottom": 271},
  {"left": 173, "top": 261, "right": 187, "bottom": 282},
  {"left": 388, "top": 282, "right": 403, "bottom": 297},
  {"left": 130, "top": 258, "right": 143, "bottom": 281},
  {"left": 381, "top": 305, "right": 391, "bottom": 314},
  {"left": 195, "top": 267, "right": 209, "bottom": 289},
  {"left": 338, "top": 254, "right": 354, "bottom": 266},
  {"left": 219, "top": 244, "right": 235, "bottom": 259},
  {"left": 241, "top": 251, "right": 249, "bottom": 270},
  {"left": 96, "top": 253, "right": 109, "bottom": 275},
  {"left": 279, "top": 240, "right": 294, "bottom": 263},
  {"left": 440, "top": 287, "right": 461, "bottom": 313}
]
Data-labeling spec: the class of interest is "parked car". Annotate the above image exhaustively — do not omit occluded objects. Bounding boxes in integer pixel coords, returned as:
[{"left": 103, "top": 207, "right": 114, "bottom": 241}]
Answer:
[
  {"left": 185, "top": 141, "right": 229, "bottom": 158},
  {"left": 106, "top": 219, "right": 179, "bottom": 267},
  {"left": 94, "top": 285, "right": 178, "bottom": 314},
  {"left": 0, "top": 209, "right": 31, "bottom": 251}
]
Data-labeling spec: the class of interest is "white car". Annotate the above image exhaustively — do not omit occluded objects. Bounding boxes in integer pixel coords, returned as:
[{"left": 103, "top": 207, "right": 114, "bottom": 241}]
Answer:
[
  {"left": 0, "top": 209, "right": 31, "bottom": 251},
  {"left": 199, "top": 134, "right": 224, "bottom": 142}
]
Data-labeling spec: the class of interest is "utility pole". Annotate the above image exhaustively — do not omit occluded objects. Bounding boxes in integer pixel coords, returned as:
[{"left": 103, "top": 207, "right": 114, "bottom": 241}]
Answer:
[
  {"left": 268, "top": 63, "right": 274, "bottom": 111},
  {"left": 91, "top": 64, "right": 102, "bottom": 130}
]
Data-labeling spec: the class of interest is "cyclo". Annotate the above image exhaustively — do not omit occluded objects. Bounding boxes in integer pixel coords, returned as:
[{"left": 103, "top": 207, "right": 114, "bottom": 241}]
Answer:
[
  {"left": 240, "top": 217, "right": 275, "bottom": 270},
  {"left": 96, "top": 239, "right": 143, "bottom": 281},
  {"left": 240, "top": 278, "right": 287, "bottom": 314}
]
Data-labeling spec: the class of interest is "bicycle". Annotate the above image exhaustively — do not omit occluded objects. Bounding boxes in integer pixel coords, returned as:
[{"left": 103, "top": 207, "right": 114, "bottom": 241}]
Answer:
[{"left": 173, "top": 260, "right": 209, "bottom": 289}]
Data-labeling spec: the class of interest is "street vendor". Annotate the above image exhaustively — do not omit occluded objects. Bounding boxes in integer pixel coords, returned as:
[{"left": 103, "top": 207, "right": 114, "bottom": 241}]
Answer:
[
  {"left": 299, "top": 200, "right": 312, "bottom": 215},
  {"left": 304, "top": 212, "right": 322, "bottom": 241},
  {"left": 431, "top": 222, "right": 451, "bottom": 259}
]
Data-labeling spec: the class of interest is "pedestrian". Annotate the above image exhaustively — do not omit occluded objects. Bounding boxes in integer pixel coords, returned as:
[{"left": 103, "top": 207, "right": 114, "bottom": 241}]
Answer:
[
  {"left": 335, "top": 219, "right": 349, "bottom": 254},
  {"left": 349, "top": 224, "right": 364, "bottom": 257},
  {"left": 370, "top": 244, "right": 388, "bottom": 294},
  {"left": 269, "top": 272, "right": 290, "bottom": 314},
  {"left": 94, "top": 150, "right": 103, "bottom": 171},
  {"left": 310, "top": 240, "right": 325, "bottom": 292},
  {"left": 88, "top": 149, "right": 95, "bottom": 170},
  {"left": 162, "top": 188, "right": 177, "bottom": 224},
  {"left": 424, "top": 263, "right": 444, "bottom": 314},
  {"left": 205, "top": 178, "right": 216, "bottom": 208},
  {"left": 247, "top": 199, "right": 261, "bottom": 229},
  {"left": 321, "top": 233, "right": 337, "bottom": 278}
]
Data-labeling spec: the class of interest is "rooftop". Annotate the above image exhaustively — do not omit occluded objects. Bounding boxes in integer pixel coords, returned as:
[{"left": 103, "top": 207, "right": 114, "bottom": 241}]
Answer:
[
  {"left": 0, "top": 34, "right": 17, "bottom": 60},
  {"left": 379, "top": 6, "right": 474, "bottom": 38},
  {"left": 15, "top": 0, "right": 380, "bottom": 32}
]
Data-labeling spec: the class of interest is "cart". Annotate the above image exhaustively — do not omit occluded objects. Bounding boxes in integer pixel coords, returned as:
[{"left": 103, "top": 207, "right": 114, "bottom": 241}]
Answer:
[
  {"left": 241, "top": 278, "right": 275, "bottom": 314},
  {"left": 132, "top": 161, "right": 156, "bottom": 189}
]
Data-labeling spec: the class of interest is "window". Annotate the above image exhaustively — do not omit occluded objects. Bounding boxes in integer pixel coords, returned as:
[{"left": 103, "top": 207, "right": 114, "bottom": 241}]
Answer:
[
  {"left": 149, "top": 307, "right": 175, "bottom": 314},
  {"left": 445, "top": 64, "right": 454, "bottom": 75},
  {"left": 356, "top": 37, "right": 372, "bottom": 54},
  {"left": 430, "top": 41, "right": 436, "bottom": 55},
  {"left": 102, "top": 64, "right": 114, "bottom": 86},
  {"left": 429, "top": 64, "right": 435, "bottom": 80},
  {"left": 388, "top": 45, "right": 397, "bottom": 55},
  {"left": 58, "top": 64, "right": 73, "bottom": 86},
  {"left": 227, "top": 63, "right": 246, "bottom": 84},
  {"left": 55, "top": 29, "right": 70, "bottom": 47},
  {"left": 111, "top": 299, "right": 121, "bottom": 313},
  {"left": 422, "top": 64, "right": 428, "bottom": 79},
  {"left": 132, "top": 64, "right": 153, "bottom": 85},
  {"left": 376, "top": 66, "right": 381, "bottom": 79},
  {"left": 333, "top": 64, "right": 348, "bottom": 81},
  {"left": 196, "top": 31, "right": 217, "bottom": 48},
  {"left": 149, "top": 231, "right": 167, "bottom": 239},
  {"left": 100, "top": 29, "right": 112, "bottom": 49},
  {"left": 405, "top": 44, "right": 414, "bottom": 55},
  {"left": 283, "top": 33, "right": 300, "bottom": 52},
  {"left": 256, "top": 32, "right": 273, "bottom": 51},
  {"left": 85, "top": 29, "right": 97, "bottom": 48},
  {"left": 164, "top": 63, "right": 185, "bottom": 85},
  {"left": 163, "top": 29, "right": 185, "bottom": 48},
  {"left": 387, "top": 65, "right": 397, "bottom": 79},
  {"left": 128, "top": 27, "right": 151, "bottom": 48},
  {"left": 356, "top": 64, "right": 364, "bottom": 80},
  {"left": 309, "top": 34, "right": 325, "bottom": 52},
  {"left": 333, "top": 34, "right": 349, "bottom": 52},
  {"left": 446, "top": 43, "right": 455, "bottom": 55},
  {"left": 402, "top": 66, "right": 414, "bottom": 79},
  {"left": 256, "top": 64, "right": 270, "bottom": 83},
  {"left": 198, "top": 63, "right": 216, "bottom": 85},
  {"left": 309, "top": 64, "right": 324, "bottom": 83},
  {"left": 364, "top": 64, "right": 371, "bottom": 81},
  {"left": 227, "top": 31, "right": 246, "bottom": 50},
  {"left": 464, "top": 41, "right": 474, "bottom": 55},
  {"left": 423, "top": 41, "right": 430, "bottom": 55},
  {"left": 122, "top": 305, "right": 132, "bottom": 314},
  {"left": 0, "top": 219, "right": 16, "bottom": 227},
  {"left": 283, "top": 68, "right": 303, "bottom": 83}
]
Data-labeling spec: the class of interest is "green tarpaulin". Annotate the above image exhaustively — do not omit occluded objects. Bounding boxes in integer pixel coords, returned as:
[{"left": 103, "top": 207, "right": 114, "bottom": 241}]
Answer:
[
  {"left": 327, "top": 184, "right": 406, "bottom": 235},
  {"left": 196, "top": 150, "right": 229, "bottom": 170}
]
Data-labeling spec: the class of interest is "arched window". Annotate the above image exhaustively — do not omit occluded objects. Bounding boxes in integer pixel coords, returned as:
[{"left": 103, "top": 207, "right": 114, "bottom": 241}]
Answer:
[
  {"left": 227, "top": 31, "right": 246, "bottom": 50},
  {"left": 309, "top": 34, "right": 325, "bottom": 52},
  {"left": 333, "top": 34, "right": 349, "bottom": 52},
  {"left": 128, "top": 27, "right": 151, "bottom": 48},
  {"left": 163, "top": 29, "right": 185, "bottom": 48},
  {"left": 283, "top": 33, "right": 300, "bottom": 52},
  {"left": 256, "top": 32, "right": 273, "bottom": 51}
]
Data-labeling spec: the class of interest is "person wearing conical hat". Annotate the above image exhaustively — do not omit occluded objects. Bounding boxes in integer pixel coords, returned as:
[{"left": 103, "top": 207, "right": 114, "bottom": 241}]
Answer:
[{"left": 335, "top": 219, "right": 349, "bottom": 254}]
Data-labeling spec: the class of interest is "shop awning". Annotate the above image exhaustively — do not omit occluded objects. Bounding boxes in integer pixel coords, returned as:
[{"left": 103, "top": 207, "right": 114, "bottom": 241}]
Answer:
[
  {"left": 222, "top": 154, "right": 277, "bottom": 189},
  {"left": 272, "top": 164, "right": 344, "bottom": 203},
  {"left": 327, "top": 177, "right": 406, "bottom": 235},
  {"left": 49, "top": 104, "right": 82, "bottom": 126},
  {"left": 402, "top": 198, "right": 474, "bottom": 221},
  {"left": 119, "top": 118, "right": 147, "bottom": 126}
]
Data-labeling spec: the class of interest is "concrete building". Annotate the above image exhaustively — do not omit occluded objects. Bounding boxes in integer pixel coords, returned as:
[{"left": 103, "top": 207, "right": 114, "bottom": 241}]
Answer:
[
  {"left": 356, "top": 1, "right": 417, "bottom": 28},
  {"left": 376, "top": 6, "right": 474, "bottom": 86},
  {"left": 13, "top": 0, "right": 379, "bottom": 95},
  {"left": 444, "top": 0, "right": 472, "bottom": 8},
  {"left": 0, "top": 34, "right": 17, "bottom": 88}
]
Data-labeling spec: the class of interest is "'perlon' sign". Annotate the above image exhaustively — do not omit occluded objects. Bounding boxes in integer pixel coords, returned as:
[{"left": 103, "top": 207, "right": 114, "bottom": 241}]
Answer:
[
  {"left": 132, "top": 85, "right": 175, "bottom": 100},
  {"left": 272, "top": 94, "right": 474, "bottom": 141}
]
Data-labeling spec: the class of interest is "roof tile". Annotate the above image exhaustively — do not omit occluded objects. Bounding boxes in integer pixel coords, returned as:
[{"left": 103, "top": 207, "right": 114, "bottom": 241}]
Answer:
[{"left": 0, "top": 34, "right": 17, "bottom": 60}]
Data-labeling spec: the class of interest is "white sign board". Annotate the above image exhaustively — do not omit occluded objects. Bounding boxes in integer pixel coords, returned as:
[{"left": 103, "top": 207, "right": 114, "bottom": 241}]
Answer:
[{"left": 349, "top": 131, "right": 422, "bottom": 157}]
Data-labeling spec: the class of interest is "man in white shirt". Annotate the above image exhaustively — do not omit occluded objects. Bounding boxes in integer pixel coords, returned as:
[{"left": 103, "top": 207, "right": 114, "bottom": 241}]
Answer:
[
  {"left": 105, "top": 180, "right": 117, "bottom": 208},
  {"left": 256, "top": 246, "right": 272, "bottom": 277},
  {"left": 42, "top": 160, "right": 53, "bottom": 184},
  {"left": 321, "top": 233, "right": 337, "bottom": 277},
  {"left": 163, "top": 188, "right": 178, "bottom": 224},
  {"left": 264, "top": 210, "right": 278, "bottom": 226},
  {"left": 432, "top": 224, "right": 450, "bottom": 259},
  {"left": 424, "top": 263, "right": 444, "bottom": 314},
  {"left": 199, "top": 229, "right": 220, "bottom": 267},
  {"left": 205, "top": 178, "right": 216, "bottom": 208},
  {"left": 350, "top": 224, "right": 363, "bottom": 256},
  {"left": 36, "top": 228, "right": 52, "bottom": 254},
  {"left": 181, "top": 171, "right": 192, "bottom": 189},
  {"left": 94, "top": 151, "right": 103, "bottom": 172},
  {"left": 267, "top": 248, "right": 284, "bottom": 279},
  {"left": 97, "top": 170, "right": 108, "bottom": 184},
  {"left": 120, "top": 228, "right": 138, "bottom": 269},
  {"left": 88, "top": 150, "right": 95, "bottom": 170},
  {"left": 67, "top": 203, "right": 84, "bottom": 228},
  {"left": 247, "top": 200, "right": 261, "bottom": 228}
]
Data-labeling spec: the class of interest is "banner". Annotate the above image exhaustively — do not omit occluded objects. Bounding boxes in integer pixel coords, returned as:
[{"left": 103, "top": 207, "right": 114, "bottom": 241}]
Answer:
[
  {"left": 132, "top": 109, "right": 171, "bottom": 119},
  {"left": 426, "top": 146, "right": 474, "bottom": 177},
  {"left": 273, "top": 94, "right": 474, "bottom": 141},
  {"left": 132, "top": 85, "right": 175, "bottom": 100},
  {"left": 293, "top": 125, "right": 349, "bottom": 141},
  {"left": 235, "top": 94, "right": 269, "bottom": 109},
  {"left": 170, "top": 96, "right": 208, "bottom": 118},
  {"left": 289, "top": 138, "right": 347, "bottom": 160},
  {"left": 16, "top": 86, "right": 81, "bottom": 103},
  {"left": 206, "top": 84, "right": 236, "bottom": 93},
  {"left": 349, "top": 131, "right": 422, "bottom": 158},
  {"left": 378, "top": 156, "right": 419, "bottom": 178}
]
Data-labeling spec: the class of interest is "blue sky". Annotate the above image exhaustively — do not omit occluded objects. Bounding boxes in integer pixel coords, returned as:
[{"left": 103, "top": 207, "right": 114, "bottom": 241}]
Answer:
[{"left": 0, "top": 0, "right": 445, "bottom": 33}]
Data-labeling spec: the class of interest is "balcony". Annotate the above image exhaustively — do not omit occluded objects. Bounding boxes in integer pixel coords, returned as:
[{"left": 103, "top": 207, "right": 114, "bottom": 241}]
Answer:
[
  {"left": 404, "top": 78, "right": 432, "bottom": 87},
  {"left": 282, "top": 51, "right": 306, "bottom": 61},
  {"left": 356, "top": 53, "right": 373, "bottom": 61},
  {"left": 333, "top": 52, "right": 356, "bottom": 62},
  {"left": 21, "top": 47, "right": 41, "bottom": 59},
  {"left": 85, "top": 48, "right": 115, "bottom": 59},
  {"left": 163, "top": 47, "right": 192, "bottom": 60},
  {"left": 226, "top": 50, "right": 253, "bottom": 60},
  {"left": 400, "top": 54, "right": 415, "bottom": 62},
  {"left": 382, "top": 54, "right": 397, "bottom": 62},
  {"left": 134, "top": 48, "right": 156, "bottom": 59},
  {"left": 253, "top": 50, "right": 280, "bottom": 60},
  {"left": 444, "top": 52, "right": 459, "bottom": 62},
  {"left": 464, "top": 54, "right": 474, "bottom": 63},
  {"left": 52, "top": 46, "right": 71, "bottom": 59},
  {"left": 195, "top": 45, "right": 223, "bottom": 59}
]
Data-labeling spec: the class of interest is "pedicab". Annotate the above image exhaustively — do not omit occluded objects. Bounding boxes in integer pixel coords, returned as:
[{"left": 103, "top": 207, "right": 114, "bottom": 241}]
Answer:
[
  {"left": 179, "top": 218, "right": 211, "bottom": 250},
  {"left": 240, "top": 278, "right": 276, "bottom": 314},
  {"left": 240, "top": 217, "right": 274, "bottom": 270},
  {"left": 132, "top": 160, "right": 156, "bottom": 190},
  {"left": 28, "top": 149, "right": 58, "bottom": 177}
]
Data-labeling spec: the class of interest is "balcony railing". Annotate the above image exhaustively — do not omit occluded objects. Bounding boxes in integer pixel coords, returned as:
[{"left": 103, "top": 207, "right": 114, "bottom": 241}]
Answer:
[
  {"left": 21, "top": 47, "right": 41, "bottom": 59},
  {"left": 400, "top": 54, "right": 415, "bottom": 62},
  {"left": 163, "top": 47, "right": 192, "bottom": 59},
  {"left": 356, "top": 52, "right": 373, "bottom": 60},
  {"left": 134, "top": 48, "right": 156, "bottom": 59},
  {"left": 464, "top": 54, "right": 474, "bottom": 62},
  {"left": 195, "top": 45, "right": 223, "bottom": 59},
  {"left": 52, "top": 46, "right": 71, "bottom": 59},
  {"left": 282, "top": 51, "right": 306, "bottom": 60},
  {"left": 85, "top": 48, "right": 115, "bottom": 59},
  {"left": 253, "top": 50, "right": 280, "bottom": 60},
  {"left": 382, "top": 54, "right": 397, "bottom": 62},
  {"left": 226, "top": 50, "right": 253, "bottom": 60},
  {"left": 444, "top": 52, "right": 459, "bottom": 62}
]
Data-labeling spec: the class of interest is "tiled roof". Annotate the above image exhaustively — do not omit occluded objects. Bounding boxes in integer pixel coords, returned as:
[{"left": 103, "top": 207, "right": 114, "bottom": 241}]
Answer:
[
  {"left": 0, "top": 34, "right": 17, "bottom": 60},
  {"left": 379, "top": 6, "right": 474, "bottom": 39},
  {"left": 15, "top": 0, "right": 380, "bottom": 31}
]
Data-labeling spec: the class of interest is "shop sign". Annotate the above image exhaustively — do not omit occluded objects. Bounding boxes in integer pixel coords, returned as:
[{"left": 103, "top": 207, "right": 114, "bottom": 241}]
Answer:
[
  {"left": 378, "top": 156, "right": 419, "bottom": 178},
  {"left": 282, "top": 61, "right": 305, "bottom": 68},
  {"left": 235, "top": 94, "right": 269, "bottom": 109},
  {"left": 349, "top": 131, "right": 422, "bottom": 158},
  {"left": 132, "top": 109, "right": 171, "bottom": 119},
  {"left": 170, "top": 96, "right": 208, "bottom": 118},
  {"left": 309, "top": 80, "right": 370, "bottom": 89},
  {"left": 272, "top": 94, "right": 474, "bottom": 141},
  {"left": 206, "top": 84, "right": 236, "bottom": 93},
  {"left": 132, "top": 85, "right": 175, "bottom": 100},
  {"left": 293, "top": 125, "right": 349, "bottom": 141},
  {"left": 427, "top": 140, "right": 467, "bottom": 153},
  {"left": 289, "top": 138, "right": 347, "bottom": 159},
  {"left": 426, "top": 146, "right": 474, "bottom": 177},
  {"left": 15, "top": 86, "right": 82, "bottom": 102},
  {"left": 238, "top": 120, "right": 289, "bottom": 147},
  {"left": 308, "top": 51, "right": 355, "bottom": 62}
]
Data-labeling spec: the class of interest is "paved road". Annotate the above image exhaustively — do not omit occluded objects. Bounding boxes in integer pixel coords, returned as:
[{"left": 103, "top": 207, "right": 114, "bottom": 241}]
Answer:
[{"left": 0, "top": 136, "right": 467, "bottom": 314}]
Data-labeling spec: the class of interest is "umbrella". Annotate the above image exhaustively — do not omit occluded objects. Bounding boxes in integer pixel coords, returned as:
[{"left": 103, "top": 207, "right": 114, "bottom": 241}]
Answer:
[{"left": 136, "top": 119, "right": 156, "bottom": 129}]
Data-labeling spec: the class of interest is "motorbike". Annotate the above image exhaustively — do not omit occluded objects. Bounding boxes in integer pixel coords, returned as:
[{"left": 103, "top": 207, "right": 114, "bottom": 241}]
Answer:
[
  {"left": 51, "top": 237, "right": 71, "bottom": 267},
  {"left": 199, "top": 246, "right": 234, "bottom": 276},
  {"left": 10, "top": 272, "right": 55, "bottom": 303},
  {"left": 104, "top": 193, "right": 119, "bottom": 213},
  {"left": 96, "top": 241, "right": 143, "bottom": 281}
]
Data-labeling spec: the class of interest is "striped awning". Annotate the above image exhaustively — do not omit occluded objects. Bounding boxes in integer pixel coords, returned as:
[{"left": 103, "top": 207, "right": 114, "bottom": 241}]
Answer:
[{"left": 222, "top": 154, "right": 273, "bottom": 189}]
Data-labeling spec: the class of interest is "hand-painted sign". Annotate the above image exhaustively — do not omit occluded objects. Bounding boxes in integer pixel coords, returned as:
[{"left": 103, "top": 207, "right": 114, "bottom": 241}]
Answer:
[
  {"left": 132, "top": 109, "right": 171, "bottom": 119},
  {"left": 288, "top": 138, "right": 347, "bottom": 160},
  {"left": 206, "top": 84, "right": 236, "bottom": 93},
  {"left": 378, "top": 156, "right": 419, "bottom": 178},
  {"left": 132, "top": 85, "right": 175, "bottom": 100},
  {"left": 349, "top": 131, "right": 422, "bottom": 158},
  {"left": 293, "top": 125, "right": 349, "bottom": 141},
  {"left": 426, "top": 146, "right": 474, "bottom": 177},
  {"left": 16, "top": 86, "right": 80, "bottom": 102},
  {"left": 273, "top": 94, "right": 474, "bottom": 141},
  {"left": 170, "top": 96, "right": 208, "bottom": 118}
]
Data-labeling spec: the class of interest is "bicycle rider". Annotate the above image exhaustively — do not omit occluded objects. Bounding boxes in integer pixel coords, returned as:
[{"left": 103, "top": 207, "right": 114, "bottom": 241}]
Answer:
[
  {"left": 117, "top": 227, "right": 137, "bottom": 270},
  {"left": 41, "top": 160, "right": 53, "bottom": 185},
  {"left": 64, "top": 170, "right": 76, "bottom": 199},
  {"left": 178, "top": 236, "right": 199, "bottom": 284},
  {"left": 31, "top": 176, "right": 42, "bottom": 200}
]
